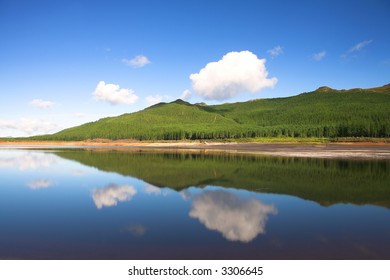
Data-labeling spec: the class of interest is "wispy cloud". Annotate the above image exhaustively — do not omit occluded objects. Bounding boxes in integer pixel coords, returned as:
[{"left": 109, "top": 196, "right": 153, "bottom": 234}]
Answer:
[
  {"left": 0, "top": 151, "right": 58, "bottom": 171},
  {"left": 0, "top": 118, "right": 60, "bottom": 136},
  {"left": 30, "top": 99, "right": 55, "bottom": 109},
  {"left": 145, "top": 94, "right": 172, "bottom": 106},
  {"left": 93, "top": 81, "right": 139, "bottom": 105},
  {"left": 342, "top": 40, "right": 373, "bottom": 59},
  {"left": 121, "top": 224, "right": 147, "bottom": 236},
  {"left": 122, "top": 55, "right": 151, "bottom": 68},
  {"left": 180, "top": 89, "right": 191, "bottom": 101},
  {"left": 267, "top": 45, "right": 283, "bottom": 58},
  {"left": 312, "top": 51, "right": 326, "bottom": 61},
  {"left": 348, "top": 40, "right": 373, "bottom": 53}
]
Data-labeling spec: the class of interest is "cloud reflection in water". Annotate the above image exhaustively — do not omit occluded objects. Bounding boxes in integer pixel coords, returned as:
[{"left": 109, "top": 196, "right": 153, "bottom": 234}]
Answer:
[
  {"left": 27, "top": 179, "right": 53, "bottom": 190},
  {"left": 92, "top": 184, "right": 137, "bottom": 209},
  {"left": 0, "top": 151, "right": 58, "bottom": 170},
  {"left": 189, "top": 189, "right": 277, "bottom": 242}
]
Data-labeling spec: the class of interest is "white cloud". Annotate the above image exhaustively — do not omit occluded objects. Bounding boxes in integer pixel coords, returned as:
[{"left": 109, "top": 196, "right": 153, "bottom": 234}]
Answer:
[
  {"left": 27, "top": 179, "right": 53, "bottom": 190},
  {"left": 143, "top": 183, "right": 171, "bottom": 196},
  {"left": 145, "top": 94, "right": 173, "bottom": 106},
  {"left": 93, "top": 81, "right": 139, "bottom": 105},
  {"left": 145, "top": 95, "right": 163, "bottom": 106},
  {"left": 267, "top": 45, "right": 283, "bottom": 58},
  {"left": 180, "top": 89, "right": 191, "bottom": 101},
  {"left": 144, "top": 183, "right": 162, "bottom": 195},
  {"left": 30, "top": 99, "right": 55, "bottom": 109},
  {"left": 190, "top": 51, "right": 277, "bottom": 101},
  {"left": 0, "top": 117, "right": 60, "bottom": 136},
  {"left": 348, "top": 40, "right": 373, "bottom": 53},
  {"left": 189, "top": 189, "right": 277, "bottom": 242},
  {"left": 92, "top": 184, "right": 137, "bottom": 209},
  {"left": 122, "top": 55, "right": 151, "bottom": 68},
  {"left": 342, "top": 40, "right": 373, "bottom": 59},
  {"left": 312, "top": 51, "right": 326, "bottom": 61}
]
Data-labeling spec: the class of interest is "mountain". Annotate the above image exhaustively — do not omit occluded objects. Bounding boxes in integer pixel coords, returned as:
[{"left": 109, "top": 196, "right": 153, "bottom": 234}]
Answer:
[{"left": 34, "top": 84, "right": 390, "bottom": 140}]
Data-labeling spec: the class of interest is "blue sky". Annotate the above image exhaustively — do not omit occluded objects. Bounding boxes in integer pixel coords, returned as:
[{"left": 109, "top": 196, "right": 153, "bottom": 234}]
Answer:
[{"left": 0, "top": 0, "right": 389, "bottom": 137}]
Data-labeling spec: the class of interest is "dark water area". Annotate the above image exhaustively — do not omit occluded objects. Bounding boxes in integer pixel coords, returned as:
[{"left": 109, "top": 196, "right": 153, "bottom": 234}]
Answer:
[{"left": 0, "top": 148, "right": 389, "bottom": 259}]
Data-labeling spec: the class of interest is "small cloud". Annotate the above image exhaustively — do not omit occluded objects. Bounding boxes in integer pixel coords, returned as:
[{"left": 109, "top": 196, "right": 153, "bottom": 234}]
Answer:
[
  {"left": 348, "top": 40, "right": 373, "bottom": 53},
  {"left": 144, "top": 183, "right": 162, "bottom": 195},
  {"left": 342, "top": 40, "right": 373, "bottom": 59},
  {"left": 92, "top": 184, "right": 137, "bottom": 209},
  {"left": 312, "top": 51, "right": 326, "bottom": 61},
  {"left": 122, "top": 224, "right": 147, "bottom": 236},
  {"left": 190, "top": 51, "right": 277, "bottom": 101},
  {"left": 145, "top": 95, "right": 163, "bottom": 106},
  {"left": 180, "top": 89, "right": 191, "bottom": 101},
  {"left": 93, "top": 81, "right": 139, "bottom": 105},
  {"left": 145, "top": 94, "right": 172, "bottom": 106},
  {"left": 122, "top": 55, "right": 151, "bottom": 68},
  {"left": 267, "top": 45, "right": 283, "bottom": 59},
  {"left": 27, "top": 179, "right": 53, "bottom": 190},
  {"left": 0, "top": 118, "right": 60, "bottom": 136},
  {"left": 30, "top": 99, "right": 55, "bottom": 109}
]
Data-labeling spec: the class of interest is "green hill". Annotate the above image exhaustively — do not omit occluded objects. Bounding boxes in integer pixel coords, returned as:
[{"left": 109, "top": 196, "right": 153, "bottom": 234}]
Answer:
[{"left": 34, "top": 84, "right": 390, "bottom": 140}]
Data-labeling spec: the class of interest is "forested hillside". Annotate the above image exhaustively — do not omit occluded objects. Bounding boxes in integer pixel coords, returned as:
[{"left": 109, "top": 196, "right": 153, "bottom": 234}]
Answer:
[{"left": 33, "top": 84, "right": 390, "bottom": 140}]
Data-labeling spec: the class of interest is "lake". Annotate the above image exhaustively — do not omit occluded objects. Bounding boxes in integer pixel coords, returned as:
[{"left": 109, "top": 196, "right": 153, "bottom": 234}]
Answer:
[{"left": 1, "top": 147, "right": 389, "bottom": 259}]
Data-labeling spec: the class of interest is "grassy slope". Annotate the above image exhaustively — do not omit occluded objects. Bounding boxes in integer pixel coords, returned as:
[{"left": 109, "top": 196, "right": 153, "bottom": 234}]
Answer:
[{"left": 34, "top": 84, "right": 390, "bottom": 140}]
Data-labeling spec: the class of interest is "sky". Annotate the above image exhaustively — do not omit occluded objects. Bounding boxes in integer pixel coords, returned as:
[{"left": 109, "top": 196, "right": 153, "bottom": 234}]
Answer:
[{"left": 0, "top": 0, "right": 389, "bottom": 137}]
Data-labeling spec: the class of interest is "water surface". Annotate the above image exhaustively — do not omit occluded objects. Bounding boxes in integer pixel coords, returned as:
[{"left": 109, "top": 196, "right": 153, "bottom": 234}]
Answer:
[{"left": 0, "top": 148, "right": 389, "bottom": 259}]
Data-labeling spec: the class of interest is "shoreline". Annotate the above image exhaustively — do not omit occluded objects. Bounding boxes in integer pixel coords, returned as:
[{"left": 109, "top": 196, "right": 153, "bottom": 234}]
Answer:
[{"left": 1, "top": 140, "right": 390, "bottom": 159}]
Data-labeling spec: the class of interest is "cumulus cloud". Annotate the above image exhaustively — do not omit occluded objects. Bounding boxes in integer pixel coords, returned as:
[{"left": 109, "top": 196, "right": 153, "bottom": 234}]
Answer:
[
  {"left": 92, "top": 184, "right": 137, "bottom": 209},
  {"left": 189, "top": 190, "right": 277, "bottom": 242},
  {"left": 180, "top": 89, "right": 191, "bottom": 101},
  {"left": 30, "top": 99, "right": 55, "bottom": 109},
  {"left": 267, "top": 45, "right": 283, "bottom": 58},
  {"left": 190, "top": 51, "right": 277, "bottom": 101},
  {"left": 122, "top": 55, "right": 151, "bottom": 68},
  {"left": 312, "top": 51, "right": 326, "bottom": 61},
  {"left": 0, "top": 118, "right": 60, "bottom": 136},
  {"left": 93, "top": 81, "right": 139, "bottom": 105},
  {"left": 27, "top": 179, "right": 53, "bottom": 190}
]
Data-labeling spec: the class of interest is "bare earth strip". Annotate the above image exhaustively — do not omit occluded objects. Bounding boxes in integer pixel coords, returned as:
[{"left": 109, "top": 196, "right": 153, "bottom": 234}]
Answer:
[{"left": 0, "top": 140, "right": 390, "bottom": 159}]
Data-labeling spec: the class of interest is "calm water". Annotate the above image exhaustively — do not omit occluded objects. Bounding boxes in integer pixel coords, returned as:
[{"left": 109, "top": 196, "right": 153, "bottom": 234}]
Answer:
[{"left": 1, "top": 148, "right": 390, "bottom": 260}]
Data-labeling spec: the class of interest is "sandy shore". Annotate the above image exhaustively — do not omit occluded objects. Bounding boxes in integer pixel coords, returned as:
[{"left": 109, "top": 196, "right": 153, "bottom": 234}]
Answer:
[{"left": 1, "top": 140, "right": 390, "bottom": 159}]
